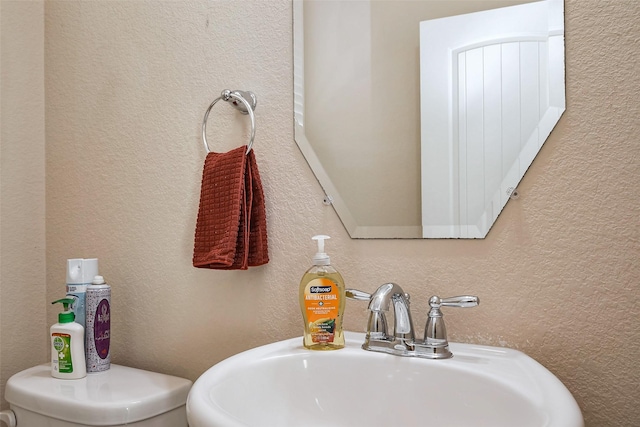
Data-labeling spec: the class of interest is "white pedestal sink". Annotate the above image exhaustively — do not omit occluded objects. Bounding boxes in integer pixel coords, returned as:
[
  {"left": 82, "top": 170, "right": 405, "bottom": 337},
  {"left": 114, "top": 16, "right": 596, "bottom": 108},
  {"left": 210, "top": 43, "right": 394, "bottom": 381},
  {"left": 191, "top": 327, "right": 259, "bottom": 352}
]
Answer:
[{"left": 187, "top": 332, "right": 583, "bottom": 427}]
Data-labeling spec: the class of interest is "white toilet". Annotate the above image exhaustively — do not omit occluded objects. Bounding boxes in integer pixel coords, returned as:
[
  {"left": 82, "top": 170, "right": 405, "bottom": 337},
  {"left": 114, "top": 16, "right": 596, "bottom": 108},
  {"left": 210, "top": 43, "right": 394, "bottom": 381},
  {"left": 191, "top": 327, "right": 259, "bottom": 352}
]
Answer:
[{"left": 1, "top": 364, "right": 192, "bottom": 426}]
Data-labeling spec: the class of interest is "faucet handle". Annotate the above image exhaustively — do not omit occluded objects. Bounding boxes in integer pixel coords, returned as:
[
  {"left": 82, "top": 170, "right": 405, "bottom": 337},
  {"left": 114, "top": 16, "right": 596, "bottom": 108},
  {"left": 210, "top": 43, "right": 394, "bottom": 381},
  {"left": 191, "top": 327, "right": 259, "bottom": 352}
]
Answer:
[
  {"left": 431, "top": 295, "right": 479, "bottom": 308},
  {"left": 423, "top": 295, "right": 479, "bottom": 358},
  {"left": 346, "top": 289, "right": 371, "bottom": 301}
]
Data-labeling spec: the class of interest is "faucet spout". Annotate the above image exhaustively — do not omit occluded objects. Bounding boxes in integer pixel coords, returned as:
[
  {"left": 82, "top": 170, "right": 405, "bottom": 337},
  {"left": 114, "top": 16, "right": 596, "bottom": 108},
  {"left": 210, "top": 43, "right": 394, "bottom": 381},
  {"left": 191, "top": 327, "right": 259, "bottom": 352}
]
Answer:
[
  {"left": 368, "top": 283, "right": 401, "bottom": 310},
  {"left": 367, "top": 283, "right": 415, "bottom": 344}
]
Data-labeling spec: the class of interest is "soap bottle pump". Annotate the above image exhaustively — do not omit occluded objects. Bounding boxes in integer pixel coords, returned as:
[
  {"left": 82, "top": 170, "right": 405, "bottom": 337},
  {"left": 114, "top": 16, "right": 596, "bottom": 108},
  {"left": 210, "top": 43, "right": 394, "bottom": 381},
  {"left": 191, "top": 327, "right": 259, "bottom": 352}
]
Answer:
[
  {"left": 299, "top": 235, "right": 346, "bottom": 350},
  {"left": 51, "top": 298, "right": 87, "bottom": 379}
]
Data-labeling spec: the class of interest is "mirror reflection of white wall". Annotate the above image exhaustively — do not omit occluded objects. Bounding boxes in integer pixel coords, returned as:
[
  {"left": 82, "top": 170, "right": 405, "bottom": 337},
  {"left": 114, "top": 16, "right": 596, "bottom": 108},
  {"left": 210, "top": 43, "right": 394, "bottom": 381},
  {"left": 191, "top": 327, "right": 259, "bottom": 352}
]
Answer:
[
  {"left": 298, "top": 1, "right": 423, "bottom": 238},
  {"left": 421, "top": 0, "right": 565, "bottom": 238},
  {"left": 294, "top": 0, "right": 565, "bottom": 239}
]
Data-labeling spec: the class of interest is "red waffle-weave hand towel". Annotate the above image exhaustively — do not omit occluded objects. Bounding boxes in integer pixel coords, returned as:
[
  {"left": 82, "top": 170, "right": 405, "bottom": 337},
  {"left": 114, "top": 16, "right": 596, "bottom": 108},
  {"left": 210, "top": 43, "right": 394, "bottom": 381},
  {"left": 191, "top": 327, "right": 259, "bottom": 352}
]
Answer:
[{"left": 193, "top": 146, "right": 269, "bottom": 270}]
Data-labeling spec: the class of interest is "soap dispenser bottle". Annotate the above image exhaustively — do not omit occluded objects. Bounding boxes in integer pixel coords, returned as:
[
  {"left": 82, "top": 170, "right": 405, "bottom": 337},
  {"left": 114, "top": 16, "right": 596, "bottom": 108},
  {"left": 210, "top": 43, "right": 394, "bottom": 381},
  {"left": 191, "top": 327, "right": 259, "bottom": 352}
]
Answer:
[
  {"left": 299, "top": 235, "right": 346, "bottom": 350},
  {"left": 51, "top": 298, "right": 87, "bottom": 379}
]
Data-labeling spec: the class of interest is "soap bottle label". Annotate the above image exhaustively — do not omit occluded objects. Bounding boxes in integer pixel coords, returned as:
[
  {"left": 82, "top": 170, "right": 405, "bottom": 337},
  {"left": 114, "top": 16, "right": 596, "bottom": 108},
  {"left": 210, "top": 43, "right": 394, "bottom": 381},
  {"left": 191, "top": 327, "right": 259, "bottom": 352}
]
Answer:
[
  {"left": 304, "top": 278, "right": 339, "bottom": 343},
  {"left": 52, "top": 333, "right": 73, "bottom": 373}
]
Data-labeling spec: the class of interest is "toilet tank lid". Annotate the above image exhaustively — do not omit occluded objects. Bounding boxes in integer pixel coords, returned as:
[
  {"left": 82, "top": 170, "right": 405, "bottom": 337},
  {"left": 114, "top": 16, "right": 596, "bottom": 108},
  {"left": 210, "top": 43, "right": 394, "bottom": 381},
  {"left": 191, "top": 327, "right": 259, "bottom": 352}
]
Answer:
[{"left": 5, "top": 364, "right": 192, "bottom": 425}]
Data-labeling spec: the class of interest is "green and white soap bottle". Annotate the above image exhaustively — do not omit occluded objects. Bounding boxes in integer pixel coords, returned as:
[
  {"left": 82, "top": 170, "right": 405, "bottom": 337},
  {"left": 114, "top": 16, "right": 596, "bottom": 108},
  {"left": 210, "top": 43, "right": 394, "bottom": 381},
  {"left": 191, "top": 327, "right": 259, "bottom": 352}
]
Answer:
[{"left": 51, "top": 298, "right": 86, "bottom": 379}]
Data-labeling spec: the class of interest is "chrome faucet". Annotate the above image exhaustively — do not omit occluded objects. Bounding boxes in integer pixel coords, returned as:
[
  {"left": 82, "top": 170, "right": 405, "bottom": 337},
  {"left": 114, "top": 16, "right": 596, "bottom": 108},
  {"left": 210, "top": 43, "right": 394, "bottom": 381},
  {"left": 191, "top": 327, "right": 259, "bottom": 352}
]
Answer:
[{"left": 346, "top": 283, "right": 479, "bottom": 359}]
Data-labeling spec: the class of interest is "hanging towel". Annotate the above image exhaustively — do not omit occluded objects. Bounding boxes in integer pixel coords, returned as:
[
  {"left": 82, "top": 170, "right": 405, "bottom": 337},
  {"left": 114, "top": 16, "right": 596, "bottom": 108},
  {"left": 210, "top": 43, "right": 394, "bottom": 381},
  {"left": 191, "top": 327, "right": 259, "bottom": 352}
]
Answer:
[{"left": 193, "top": 145, "right": 269, "bottom": 270}]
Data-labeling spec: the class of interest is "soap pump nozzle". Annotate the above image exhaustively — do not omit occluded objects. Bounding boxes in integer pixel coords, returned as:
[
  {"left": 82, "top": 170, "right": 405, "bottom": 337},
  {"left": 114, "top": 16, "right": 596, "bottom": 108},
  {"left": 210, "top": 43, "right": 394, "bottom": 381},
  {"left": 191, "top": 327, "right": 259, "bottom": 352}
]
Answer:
[
  {"left": 312, "top": 235, "right": 331, "bottom": 266},
  {"left": 52, "top": 298, "right": 76, "bottom": 324}
]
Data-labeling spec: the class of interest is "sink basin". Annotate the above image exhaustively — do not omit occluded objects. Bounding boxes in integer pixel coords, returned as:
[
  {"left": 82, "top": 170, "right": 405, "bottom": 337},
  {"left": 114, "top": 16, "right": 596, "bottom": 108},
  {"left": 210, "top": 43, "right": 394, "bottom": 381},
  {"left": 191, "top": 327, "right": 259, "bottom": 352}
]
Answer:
[{"left": 187, "top": 332, "right": 583, "bottom": 427}]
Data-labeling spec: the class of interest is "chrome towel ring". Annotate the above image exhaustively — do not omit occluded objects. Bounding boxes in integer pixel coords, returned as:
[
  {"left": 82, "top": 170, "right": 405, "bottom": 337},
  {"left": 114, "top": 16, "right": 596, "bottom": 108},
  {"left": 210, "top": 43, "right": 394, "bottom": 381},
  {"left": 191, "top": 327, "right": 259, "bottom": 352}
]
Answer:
[{"left": 202, "top": 89, "right": 257, "bottom": 155}]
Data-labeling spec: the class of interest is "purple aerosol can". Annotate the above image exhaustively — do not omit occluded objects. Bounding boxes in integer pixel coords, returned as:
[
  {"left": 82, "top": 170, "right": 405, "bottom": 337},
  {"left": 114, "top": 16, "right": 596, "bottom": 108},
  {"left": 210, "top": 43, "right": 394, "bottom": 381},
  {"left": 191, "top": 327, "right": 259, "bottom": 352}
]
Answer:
[{"left": 85, "top": 275, "right": 111, "bottom": 372}]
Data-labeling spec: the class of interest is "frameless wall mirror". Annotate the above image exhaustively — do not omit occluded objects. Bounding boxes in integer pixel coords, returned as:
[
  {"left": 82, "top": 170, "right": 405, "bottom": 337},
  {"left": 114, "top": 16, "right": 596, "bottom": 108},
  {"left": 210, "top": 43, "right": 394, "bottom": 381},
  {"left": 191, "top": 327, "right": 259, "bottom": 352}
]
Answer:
[{"left": 293, "top": 0, "right": 565, "bottom": 239}]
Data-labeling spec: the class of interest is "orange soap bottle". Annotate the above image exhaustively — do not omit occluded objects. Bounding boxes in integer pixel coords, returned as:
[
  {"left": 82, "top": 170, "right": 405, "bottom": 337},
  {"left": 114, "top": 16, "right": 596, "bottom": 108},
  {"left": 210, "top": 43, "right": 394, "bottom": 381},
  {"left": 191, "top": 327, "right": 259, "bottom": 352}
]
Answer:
[{"left": 299, "top": 235, "right": 345, "bottom": 350}]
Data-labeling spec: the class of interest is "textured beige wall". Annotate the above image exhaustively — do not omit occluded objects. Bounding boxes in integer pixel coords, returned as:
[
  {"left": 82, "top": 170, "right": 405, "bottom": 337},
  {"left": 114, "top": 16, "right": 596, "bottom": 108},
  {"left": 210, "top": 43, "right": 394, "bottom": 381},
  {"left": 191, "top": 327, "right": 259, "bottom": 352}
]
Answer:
[
  {"left": 0, "top": 0, "right": 47, "bottom": 410},
  {"left": 0, "top": 0, "right": 633, "bottom": 426}
]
